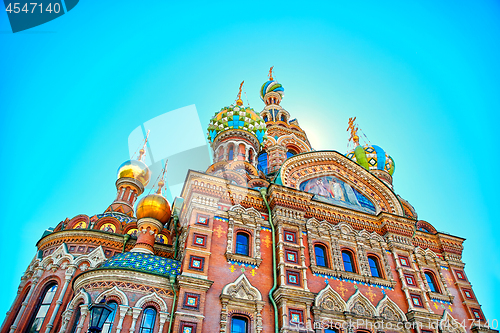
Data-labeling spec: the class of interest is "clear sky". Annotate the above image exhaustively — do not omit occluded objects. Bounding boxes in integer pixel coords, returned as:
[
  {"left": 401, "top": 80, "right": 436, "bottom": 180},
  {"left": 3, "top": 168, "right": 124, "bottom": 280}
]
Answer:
[{"left": 1, "top": 0, "right": 499, "bottom": 321}]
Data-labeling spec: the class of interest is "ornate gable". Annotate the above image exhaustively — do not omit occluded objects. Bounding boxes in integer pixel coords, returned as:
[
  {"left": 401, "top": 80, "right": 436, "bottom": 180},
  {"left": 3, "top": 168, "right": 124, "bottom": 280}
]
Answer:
[
  {"left": 439, "top": 310, "right": 467, "bottom": 333},
  {"left": 221, "top": 274, "right": 262, "bottom": 301},
  {"left": 315, "top": 284, "right": 347, "bottom": 312},
  {"left": 375, "top": 294, "right": 406, "bottom": 322},
  {"left": 74, "top": 246, "right": 107, "bottom": 268},
  {"left": 277, "top": 151, "right": 404, "bottom": 215},
  {"left": 346, "top": 289, "right": 377, "bottom": 317}
]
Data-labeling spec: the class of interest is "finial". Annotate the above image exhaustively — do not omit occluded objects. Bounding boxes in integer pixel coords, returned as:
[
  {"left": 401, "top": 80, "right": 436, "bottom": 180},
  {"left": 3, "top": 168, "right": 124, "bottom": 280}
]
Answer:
[
  {"left": 347, "top": 117, "right": 360, "bottom": 146},
  {"left": 236, "top": 81, "right": 244, "bottom": 106},
  {"left": 156, "top": 160, "right": 168, "bottom": 195},
  {"left": 138, "top": 130, "right": 150, "bottom": 161},
  {"left": 268, "top": 66, "right": 274, "bottom": 80}
]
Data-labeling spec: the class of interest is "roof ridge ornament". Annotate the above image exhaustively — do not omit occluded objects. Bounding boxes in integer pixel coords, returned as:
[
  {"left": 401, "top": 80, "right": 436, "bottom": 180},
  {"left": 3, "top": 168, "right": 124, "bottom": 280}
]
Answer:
[
  {"left": 347, "top": 117, "right": 359, "bottom": 147},
  {"left": 156, "top": 160, "right": 168, "bottom": 195},
  {"left": 236, "top": 81, "right": 244, "bottom": 106},
  {"left": 138, "top": 130, "right": 150, "bottom": 161}
]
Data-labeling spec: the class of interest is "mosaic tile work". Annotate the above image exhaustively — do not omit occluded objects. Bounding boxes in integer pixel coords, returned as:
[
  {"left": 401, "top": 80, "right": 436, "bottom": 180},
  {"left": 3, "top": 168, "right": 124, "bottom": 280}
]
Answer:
[
  {"left": 96, "top": 212, "right": 135, "bottom": 223},
  {"left": 100, "top": 252, "right": 181, "bottom": 277}
]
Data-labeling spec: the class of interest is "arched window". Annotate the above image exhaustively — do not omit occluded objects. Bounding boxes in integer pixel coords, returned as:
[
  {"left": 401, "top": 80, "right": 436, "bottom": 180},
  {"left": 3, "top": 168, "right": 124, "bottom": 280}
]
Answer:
[
  {"left": 425, "top": 271, "right": 439, "bottom": 293},
  {"left": 7, "top": 286, "right": 30, "bottom": 330},
  {"left": 101, "top": 301, "right": 118, "bottom": 333},
  {"left": 342, "top": 250, "right": 356, "bottom": 273},
  {"left": 286, "top": 149, "right": 297, "bottom": 159},
  {"left": 68, "top": 305, "right": 82, "bottom": 333},
  {"left": 280, "top": 114, "right": 286, "bottom": 122},
  {"left": 231, "top": 316, "right": 248, "bottom": 333},
  {"left": 263, "top": 115, "right": 268, "bottom": 122},
  {"left": 314, "top": 244, "right": 328, "bottom": 267},
  {"left": 238, "top": 144, "right": 245, "bottom": 161},
  {"left": 27, "top": 283, "right": 58, "bottom": 333},
  {"left": 138, "top": 307, "right": 157, "bottom": 333},
  {"left": 217, "top": 146, "right": 224, "bottom": 161},
  {"left": 228, "top": 145, "right": 234, "bottom": 160},
  {"left": 235, "top": 232, "right": 250, "bottom": 256},
  {"left": 257, "top": 152, "right": 268, "bottom": 173},
  {"left": 248, "top": 149, "right": 254, "bottom": 164},
  {"left": 367, "top": 256, "right": 382, "bottom": 278}
]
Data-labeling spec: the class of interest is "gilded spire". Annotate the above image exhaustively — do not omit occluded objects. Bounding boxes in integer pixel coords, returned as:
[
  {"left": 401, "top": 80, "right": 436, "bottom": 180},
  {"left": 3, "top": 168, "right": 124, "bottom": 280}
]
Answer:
[
  {"left": 268, "top": 66, "right": 274, "bottom": 80},
  {"left": 347, "top": 117, "right": 360, "bottom": 146},
  {"left": 236, "top": 81, "right": 244, "bottom": 106},
  {"left": 138, "top": 130, "right": 150, "bottom": 161}
]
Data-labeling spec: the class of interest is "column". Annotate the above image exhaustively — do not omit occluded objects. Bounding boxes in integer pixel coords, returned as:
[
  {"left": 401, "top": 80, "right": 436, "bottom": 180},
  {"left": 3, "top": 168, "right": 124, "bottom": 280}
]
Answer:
[
  {"left": 44, "top": 265, "right": 77, "bottom": 333},
  {"left": 74, "top": 305, "right": 89, "bottom": 333},
  {"left": 158, "top": 312, "right": 169, "bottom": 333},
  {"left": 1, "top": 279, "right": 25, "bottom": 332},
  {"left": 9, "top": 268, "right": 43, "bottom": 333},
  {"left": 115, "top": 305, "right": 129, "bottom": 333},
  {"left": 298, "top": 226, "right": 308, "bottom": 291},
  {"left": 281, "top": 300, "right": 287, "bottom": 330},
  {"left": 128, "top": 308, "right": 142, "bottom": 333},
  {"left": 410, "top": 253, "right": 432, "bottom": 312},
  {"left": 56, "top": 309, "right": 74, "bottom": 333},
  {"left": 254, "top": 227, "right": 261, "bottom": 261},
  {"left": 276, "top": 225, "right": 286, "bottom": 286},
  {"left": 391, "top": 251, "right": 414, "bottom": 311}
]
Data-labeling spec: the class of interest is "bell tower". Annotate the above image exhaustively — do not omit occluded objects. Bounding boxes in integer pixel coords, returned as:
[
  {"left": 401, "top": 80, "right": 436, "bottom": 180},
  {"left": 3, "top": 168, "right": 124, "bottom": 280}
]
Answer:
[{"left": 258, "top": 67, "right": 312, "bottom": 176}]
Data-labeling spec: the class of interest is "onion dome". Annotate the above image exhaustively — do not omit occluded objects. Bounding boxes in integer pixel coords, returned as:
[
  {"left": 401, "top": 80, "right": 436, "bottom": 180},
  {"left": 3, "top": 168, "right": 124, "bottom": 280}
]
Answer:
[
  {"left": 346, "top": 145, "right": 395, "bottom": 176},
  {"left": 207, "top": 104, "right": 268, "bottom": 145},
  {"left": 117, "top": 159, "right": 151, "bottom": 187},
  {"left": 260, "top": 80, "right": 284, "bottom": 101},
  {"left": 261, "top": 67, "right": 284, "bottom": 105},
  {"left": 135, "top": 193, "right": 172, "bottom": 224}
]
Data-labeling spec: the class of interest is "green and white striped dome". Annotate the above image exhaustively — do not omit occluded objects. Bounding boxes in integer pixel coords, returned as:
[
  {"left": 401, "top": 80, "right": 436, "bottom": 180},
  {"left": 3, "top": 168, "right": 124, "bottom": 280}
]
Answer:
[{"left": 346, "top": 145, "right": 395, "bottom": 176}]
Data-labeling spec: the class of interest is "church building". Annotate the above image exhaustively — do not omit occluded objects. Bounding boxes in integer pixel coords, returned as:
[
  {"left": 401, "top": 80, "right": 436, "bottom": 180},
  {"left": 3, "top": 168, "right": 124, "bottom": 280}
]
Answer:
[{"left": 1, "top": 69, "right": 495, "bottom": 333}]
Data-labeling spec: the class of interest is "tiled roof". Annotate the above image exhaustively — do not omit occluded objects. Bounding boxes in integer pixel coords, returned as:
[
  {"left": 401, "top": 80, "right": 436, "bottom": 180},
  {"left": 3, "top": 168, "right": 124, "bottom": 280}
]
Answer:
[{"left": 99, "top": 252, "right": 181, "bottom": 277}]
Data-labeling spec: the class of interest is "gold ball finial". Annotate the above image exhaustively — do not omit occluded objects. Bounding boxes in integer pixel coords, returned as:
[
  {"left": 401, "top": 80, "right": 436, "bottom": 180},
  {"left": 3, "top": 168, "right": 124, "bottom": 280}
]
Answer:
[
  {"left": 236, "top": 99, "right": 243, "bottom": 106},
  {"left": 156, "top": 179, "right": 165, "bottom": 195}
]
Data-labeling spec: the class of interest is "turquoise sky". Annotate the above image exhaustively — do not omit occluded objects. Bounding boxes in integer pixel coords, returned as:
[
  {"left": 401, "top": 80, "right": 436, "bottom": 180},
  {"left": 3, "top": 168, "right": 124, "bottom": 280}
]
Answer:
[{"left": 1, "top": 0, "right": 499, "bottom": 321}]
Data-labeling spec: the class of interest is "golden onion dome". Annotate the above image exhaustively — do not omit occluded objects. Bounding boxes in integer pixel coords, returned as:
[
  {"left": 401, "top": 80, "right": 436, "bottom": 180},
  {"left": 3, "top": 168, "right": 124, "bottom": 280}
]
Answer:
[
  {"left": 136, "top": 194, "right": 172, "bottom": 224},
  {"left": 117, "top": 159, "right": 151, "bottom": 187}
]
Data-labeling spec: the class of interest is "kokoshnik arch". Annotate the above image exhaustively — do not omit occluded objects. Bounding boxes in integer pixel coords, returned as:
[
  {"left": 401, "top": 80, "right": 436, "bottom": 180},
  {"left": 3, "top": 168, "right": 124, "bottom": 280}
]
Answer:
[{"left": 1, "top": 68, "right": 495, "bottom": 333}]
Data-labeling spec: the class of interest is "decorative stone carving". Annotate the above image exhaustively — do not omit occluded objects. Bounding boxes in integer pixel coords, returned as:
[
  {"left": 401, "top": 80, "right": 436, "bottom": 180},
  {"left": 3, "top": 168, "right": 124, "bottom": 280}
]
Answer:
[
  {"left": 134, "top": 292, "right": 168, "bottom": 312},
  {"left": 439, "top": 310, "right": 467, "bottom": 333},
  {"left": 375, "top": 294, "right": 406, "bottom": 321},
  {"left": 95, "top": 286, "right": 129, "bottom": 306},
  {"left": 225, "top": 205, "right": 264, "bottom": 267},
  {"left": 220, "top": 274, "right": 265, "bottom": 333},
  {"left": 314, "top": 284, "right": 347, "bottom": 312},
  {"left": 346, "top": 290, "right": 376, "bottom": 316},
  {"left": 222, "top": 274, "right": 262, "bottom": 301}
]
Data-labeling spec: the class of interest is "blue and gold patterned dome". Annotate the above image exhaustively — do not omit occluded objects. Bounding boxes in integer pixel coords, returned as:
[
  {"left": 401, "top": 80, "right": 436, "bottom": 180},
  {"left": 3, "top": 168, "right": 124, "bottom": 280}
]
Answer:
[
  {"left": 207, "top": 104, "right": 268, "bottom": 145},
  {"left": 117, "top": 159, "right": 151, "bottom": 187},
  {"left": 346, "top": 145, "right": 395, "bottom": 176},
  {"left": 260, "top": 80, "right": 284, "bottom": 101}
]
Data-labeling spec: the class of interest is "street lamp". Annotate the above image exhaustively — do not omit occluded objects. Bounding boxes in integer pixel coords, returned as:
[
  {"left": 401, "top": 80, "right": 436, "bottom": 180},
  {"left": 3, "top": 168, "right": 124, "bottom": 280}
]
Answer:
[{"left": 88, "top": 297, "right": 114, "bottom": 333}]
